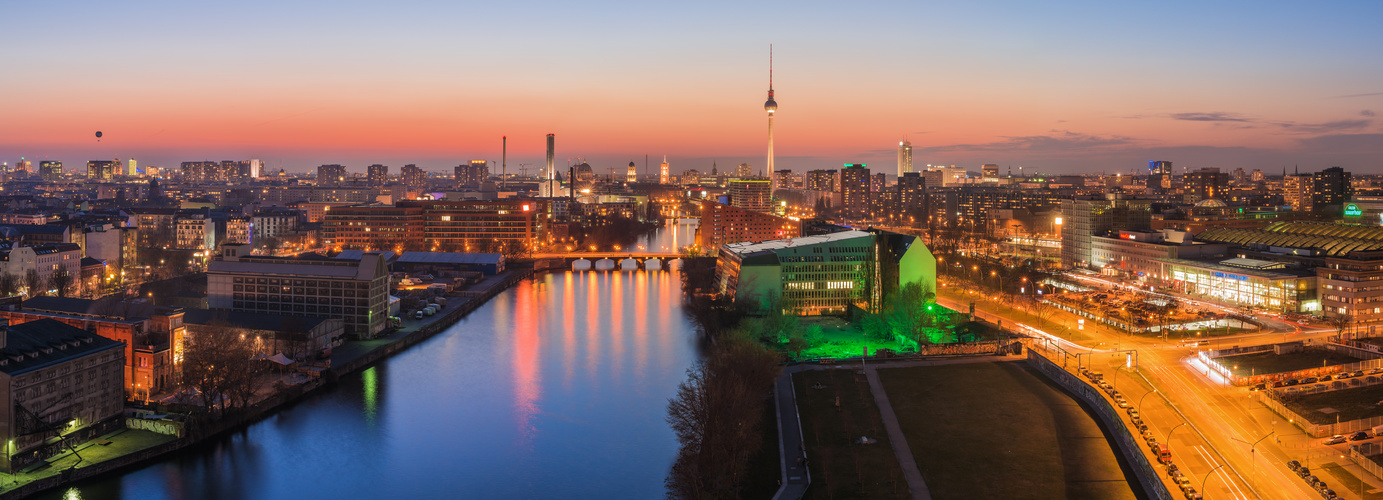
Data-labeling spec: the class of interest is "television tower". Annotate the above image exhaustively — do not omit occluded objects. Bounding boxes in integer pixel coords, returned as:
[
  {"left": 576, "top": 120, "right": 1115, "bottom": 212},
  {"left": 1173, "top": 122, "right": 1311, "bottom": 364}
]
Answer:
[{"left": 764, "top": 44, "right": 777, "bottom": 174}]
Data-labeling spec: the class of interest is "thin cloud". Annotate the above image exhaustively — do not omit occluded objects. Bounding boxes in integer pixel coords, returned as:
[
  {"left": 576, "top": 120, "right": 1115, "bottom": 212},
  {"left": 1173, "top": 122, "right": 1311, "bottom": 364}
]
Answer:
[
  {"left": 1170, "top": 112, "right": 1253, "bottom": 122},
  {"left": 1335, "top": 92, "right": 1383, "bottom": 99},
  {"left": 1363, "top": 110, "right": 1377, "bottom": 117},
  {"left": 1275, "top": 119, "right": 1372, "bottom": 134},
  {"left": 918, "top": 130, "right": 1135, "bottom": 154}
]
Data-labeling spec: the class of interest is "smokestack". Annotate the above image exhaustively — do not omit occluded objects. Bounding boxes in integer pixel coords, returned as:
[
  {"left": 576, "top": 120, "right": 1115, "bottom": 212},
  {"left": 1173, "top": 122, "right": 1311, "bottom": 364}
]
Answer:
[{"left": 501, "top": 136, "right": 507, "bottom": 189}]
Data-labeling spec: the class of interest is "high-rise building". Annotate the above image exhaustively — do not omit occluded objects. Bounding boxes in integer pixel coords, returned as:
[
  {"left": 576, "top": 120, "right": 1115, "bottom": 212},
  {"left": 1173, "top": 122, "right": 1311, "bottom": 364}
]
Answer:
[
  {"left": 736, "top": 163, "right": 753, "bottom": 178},
  {"left": 249, "top": 159, "right": 264, "bottom": 179},
  {"left": 39, "top": 161, "right": 62, "bottom": 181},
  {"left": 840, "top": 164, "right": 871, "bottom": 220},
  {"left": 728, "top": 179, "right": 773, "bottom": 213},
  {"left": 545, "top": 134, "right": 555, "bottom": 181},
  {"left": 14, "top": 159, "right": 32, "bottom": 178},
  {"left": 1251, "top": 169, "right": 1264, "bottom": 182},
  {"left": 454, "top": 161, "right": 488, "bottom": 189},
  {"left": 807, "top": 169, "right": 835, "bottom": 190},
  {"left": 660, "top": 156, "right": 670, "bottom": 184},
  {"left": 127, "top": 158, "right": 138, "bottom": 176},
  {"left": 897, "top": 172, "right": 927, "bottom": 217},
  {"left": 1283, "top": 174, "right": 1313, "bottom": 212},
  {"left": 626, "top": 161, "right": 637, "bottom": 183},
  {"left": 86, "top": 160, "right": 119, "bottom": 181},
  {"left": 1060, "top": 197, "right": 1152, "bottom": 270},
  {"left": 982, "top": 164, "right": 1000, "bottom": 180},
  {"left": 318, "top": 164, "right": 347, "bottom": 187},
  {"left": 772, "top": 169, "right": 794, "bottom": 193},
  {"left": 764, "top": 44, "right": 777, "bottom": 178},
  {"left": 1182, "top": 167, "right": 1228, "bottom": 203},
  {"left": 897, "top": 139, "right": 913, "bottom": 177},
  {"left": 401, "top": 164, "right": 425, "bottom": 190},
  {"left": 1313, "top": 166, "right": 1353, "bottom": 210},
  {"left": 368, "top": 164, "right": 389, "bottom": 187},
  {"left": 871, "top": 173, "right": 886, "bottom": 195},
  {"left": 1148, "top": 160, "right": 1173, "bottom": 194}
]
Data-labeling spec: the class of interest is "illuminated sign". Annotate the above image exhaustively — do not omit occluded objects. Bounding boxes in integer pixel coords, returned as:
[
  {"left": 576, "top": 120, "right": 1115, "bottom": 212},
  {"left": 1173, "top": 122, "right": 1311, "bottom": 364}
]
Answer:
[
  {"left": 1212, "top": 271, "right": 1248, "bottom": 281},
  {"left": 1346, "top": 203, "right": 1363, "bottom": 217}
]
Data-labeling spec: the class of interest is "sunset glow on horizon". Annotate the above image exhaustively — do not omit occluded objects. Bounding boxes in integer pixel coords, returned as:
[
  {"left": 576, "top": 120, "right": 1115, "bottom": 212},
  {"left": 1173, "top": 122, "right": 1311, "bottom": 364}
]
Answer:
[{"left": 5, "top": 1, "right": 1383, "bottom": 174}]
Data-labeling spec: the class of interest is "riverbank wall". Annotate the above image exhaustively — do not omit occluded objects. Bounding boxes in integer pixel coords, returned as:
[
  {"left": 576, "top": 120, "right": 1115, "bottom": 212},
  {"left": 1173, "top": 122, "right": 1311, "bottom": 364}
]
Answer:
[{"left": 2, "top": 268, "right": 534, "bottom": 500}]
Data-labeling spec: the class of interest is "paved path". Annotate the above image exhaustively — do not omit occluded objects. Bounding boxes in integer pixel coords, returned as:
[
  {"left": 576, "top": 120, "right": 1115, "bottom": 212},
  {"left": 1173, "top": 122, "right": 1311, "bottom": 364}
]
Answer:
[
  {"left": 771, "top": 368, "right": 809, "bottom": 500},
  {"left": 864, "top": 365, "right": 932, "bottom": 500}
]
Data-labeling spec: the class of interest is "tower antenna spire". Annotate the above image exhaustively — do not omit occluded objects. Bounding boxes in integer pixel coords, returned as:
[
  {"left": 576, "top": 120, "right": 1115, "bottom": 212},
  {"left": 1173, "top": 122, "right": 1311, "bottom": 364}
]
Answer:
[{"left": 769, "top": 43, "right": 773, "bottom": 91}]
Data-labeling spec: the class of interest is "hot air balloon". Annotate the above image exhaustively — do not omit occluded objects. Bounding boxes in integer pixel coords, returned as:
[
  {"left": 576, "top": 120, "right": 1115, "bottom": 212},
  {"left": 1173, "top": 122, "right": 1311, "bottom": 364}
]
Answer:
[{"left": 95, "top": 131, "right": 103, "bottom": 142}]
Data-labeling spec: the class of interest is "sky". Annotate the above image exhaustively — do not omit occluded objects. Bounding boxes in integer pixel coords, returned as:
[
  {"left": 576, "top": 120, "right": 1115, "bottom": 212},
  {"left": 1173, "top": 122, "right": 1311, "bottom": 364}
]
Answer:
[{"left": 3, "top": 1, "right": 1382, "bottom": 176}]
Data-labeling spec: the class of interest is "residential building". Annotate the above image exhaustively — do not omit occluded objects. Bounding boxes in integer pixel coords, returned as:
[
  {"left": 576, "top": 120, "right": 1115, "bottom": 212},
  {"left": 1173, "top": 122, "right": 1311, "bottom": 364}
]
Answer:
[
  {"left": 697, "top": 201, "right": 802, "bottom": 250},
  {"left": 400, "top": 164, "right": 426, "bottom": 190},
  {"left": 982, "top": 164, "right": 1000, "bottom": 180},
  {"left": 175, "top": 214, "right": 215, "bottom": 251},
  {"left": 454, "top": 160, "right": 488, "bottom": 188},
  {"left": 1182, "top": 167, "right": 1228, "bottom": 204},
  {"left": 86, "top": 160, "right": 119, "bottom": 181},
  {"left": 1148, "top": 160, "right": 1173, "bottom": 194},
  {"left": 322, "top": 204, "right": 425, "bottom": 250},
  {"left": 1313, "top": 167, "right": 1353, "bottom": 210},
  {"left": 0, "top": 319, "right": 125, "bottom": 472},
  {"left": 806, "top": 170, "right": 836, "bottom": 192},
  {"left": 251, "top": 208, "right": 302, "bottom": 241},
  {"left": 736, "top": 163, "right": 753, "bottom": 178},
  {"left": 225, "top": 216, "right": 252, "bottom": 245},
  {"left": 0, "top": 243, "right": 82, "bottom": 296},
  {"left": 897, "top": 139, "right": 913, "bottom": 177},
  {"left": 367, "top": 164, "right": 388, "bottom": 187},
  {"left": 39, "top": 161, "right": 61, "bottom": 181},
  {"left": 1283, "top": 174, "right": 1313, "bottom": 212},
  {"left": 1319, "top": 250, "right": 1383, "bottom": 325},
  {"left": 317, "top": 164, "right": 347, "bottom": 187},
  {"left": 207, "top": 250, "right": 391, "bottom": 339},
  {"left": 716, "top": 229, "right": 936, "bottom": 315},
  {"left": 839, "top": 164, "right": 871, "bottom": 220}
]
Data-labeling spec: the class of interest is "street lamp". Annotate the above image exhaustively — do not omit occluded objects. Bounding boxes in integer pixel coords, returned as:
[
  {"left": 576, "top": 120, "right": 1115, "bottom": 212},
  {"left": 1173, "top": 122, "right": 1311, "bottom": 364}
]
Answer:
[{"left": 1202, "top": 463, "right": 1228, "bottom": 496}]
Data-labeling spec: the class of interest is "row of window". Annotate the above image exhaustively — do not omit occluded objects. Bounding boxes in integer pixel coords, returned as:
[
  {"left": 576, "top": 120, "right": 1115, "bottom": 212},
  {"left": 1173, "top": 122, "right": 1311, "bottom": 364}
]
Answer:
[
  {"left": 232, "top": 277, "right": 371, "bottom": 288},
  {"left": 232, "top": 302, "right": 372, "bottom": 320}
]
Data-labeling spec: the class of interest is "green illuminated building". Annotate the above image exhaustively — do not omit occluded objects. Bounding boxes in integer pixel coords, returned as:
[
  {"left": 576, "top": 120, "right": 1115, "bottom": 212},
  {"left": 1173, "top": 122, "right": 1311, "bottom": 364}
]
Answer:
[{"left": 716, "top": 229, "right": 936, "bottom": 315}]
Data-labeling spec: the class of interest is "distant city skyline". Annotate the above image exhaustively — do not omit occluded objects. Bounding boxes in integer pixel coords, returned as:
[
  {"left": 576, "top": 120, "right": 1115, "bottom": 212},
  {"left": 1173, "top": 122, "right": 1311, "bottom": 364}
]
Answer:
[{"left": 3, "top": 1, "right": 1382, "bottom": 174}]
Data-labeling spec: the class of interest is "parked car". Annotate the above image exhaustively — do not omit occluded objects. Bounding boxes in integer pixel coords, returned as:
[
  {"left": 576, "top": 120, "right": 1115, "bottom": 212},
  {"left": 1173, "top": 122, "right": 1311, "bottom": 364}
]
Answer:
[
  {"left": 1303, "top": 377, "right": 1319, "bottom": 384},
  {"left": 1325, "top": 435, "right": 1347, "bottom": 445},
  {"left": 1285, "top": 379, "right": 1300, "bottom": 386},
  {"left": 1304, "top": 475, "right": 1320, "bottom": 486},
  {"left": 1127, "top": 408, "right": 1140, "bottom": 419},
  {"left": 1321, "top": 489, "right": 1336, "bottom": 499},
  {"left": 1287, "top": 460, "right": 1301, "bottom": 471},
  {"left": 1321, "top": 375, "right": 1333, "bottom": 382},
  {"left": 1350, "top": 431, "right": 1370, "bottom": 441},
  {"left": 1250, "top": 383, "right": 1266, "bottom": 391},
  {"left": 1297, "top": 466, "right": 1311, "bottom": 478}
]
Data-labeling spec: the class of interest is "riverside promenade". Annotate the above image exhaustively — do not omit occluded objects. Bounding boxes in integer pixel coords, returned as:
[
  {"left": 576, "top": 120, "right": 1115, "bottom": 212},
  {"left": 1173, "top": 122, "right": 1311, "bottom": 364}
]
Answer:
[{"left": 0, "top": 268, "right": 532, "bottom": 500}]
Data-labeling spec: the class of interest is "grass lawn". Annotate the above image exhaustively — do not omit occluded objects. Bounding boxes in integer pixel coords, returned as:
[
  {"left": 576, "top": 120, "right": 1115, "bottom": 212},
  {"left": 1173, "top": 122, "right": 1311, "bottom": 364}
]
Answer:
[
  {"left": 1318, "top": 462, "right": 1383, "bottom": 500},
  {"left": 794, "top": 369, "right": 909, "bottom": 499},
  {"left": 1284, "top": 384, "right": 1383, "bottom": 423},
  {"left": 877, "top": 362, "right": 1138, "bottom": 500},
  {"left": 741, "top": 395, "right": 782, "bottom": 499},
  {"left": 1220, "top": 349, "right": 1363, "bottom": 377}
]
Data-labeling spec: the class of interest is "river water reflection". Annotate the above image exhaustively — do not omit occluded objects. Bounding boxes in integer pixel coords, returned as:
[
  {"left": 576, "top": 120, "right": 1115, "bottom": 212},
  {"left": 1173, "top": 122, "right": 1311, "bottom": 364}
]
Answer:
[{"left": 50, "top": 260, "right": 701, "bottom": 499}]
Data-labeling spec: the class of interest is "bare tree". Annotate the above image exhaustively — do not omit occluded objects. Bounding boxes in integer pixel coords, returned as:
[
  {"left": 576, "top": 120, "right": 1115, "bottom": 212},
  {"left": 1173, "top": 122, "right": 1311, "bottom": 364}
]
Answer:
[
  {"left": 0, "top": 272, "right": 18, "bottom": 297},
  {"left": 1326, "top": 312, "right": 1356, "bottom": 339},
  {"left": 182, "top": 322, "right": 259, "bottom": 413},
  {"left": 49, "top": 269, "right": 75, "bottom": 298},
  {"left": 22, "top": 269, "right": 42, "bottom": 297}
]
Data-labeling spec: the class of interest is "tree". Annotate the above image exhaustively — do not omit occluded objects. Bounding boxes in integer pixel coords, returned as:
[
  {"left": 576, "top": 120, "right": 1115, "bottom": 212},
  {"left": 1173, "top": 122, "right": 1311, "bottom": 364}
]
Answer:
[
  {"left": 1326, "top": 312, "right": 1356, "bottom": 339},
  {"left": 0, "top": 272, "right": 18, "bottom": 297},
  {"left": 49, "top": 269, "right": 75, "bottom": 298},
  {"left": 665, "top": 328, "right": 781, "bottom": 499},
  {"left": 785, "top": 329, "right": 809, "bottom": 360},
  {"left": 22, "top": 269, "right": 42, "bottom": 297},
  {"left": 182, "top": 322, "right": 259, "bottom": 413},
  {"left": 1031, "top": 298, "right": 1054, "bottom": 327}
]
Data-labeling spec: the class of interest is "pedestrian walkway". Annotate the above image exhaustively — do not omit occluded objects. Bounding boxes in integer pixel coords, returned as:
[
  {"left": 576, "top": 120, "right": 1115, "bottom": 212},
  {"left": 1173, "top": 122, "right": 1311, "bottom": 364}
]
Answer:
[
  {"left": 865, "top": 366, "right": 932, "bottom": 500},
  {"left": 771, "top": 369, "right": 809, "bottom": 500}
]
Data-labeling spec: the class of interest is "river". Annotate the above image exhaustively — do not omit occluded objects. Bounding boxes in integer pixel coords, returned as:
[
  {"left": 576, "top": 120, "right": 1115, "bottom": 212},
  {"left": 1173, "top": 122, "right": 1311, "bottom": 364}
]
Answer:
[{"left": 47, "top": 223, "right": 703, "bottom": 500}]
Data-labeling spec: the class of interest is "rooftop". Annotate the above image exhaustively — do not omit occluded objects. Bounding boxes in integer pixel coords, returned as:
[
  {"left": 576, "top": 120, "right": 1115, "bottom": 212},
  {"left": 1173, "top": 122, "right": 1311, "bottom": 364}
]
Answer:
[
  {"left": 396, "top": 252, "right": 503, "bottom": 265},
  {"left": 182, "top": 308, "right": 332, "bottom": 332},
  {"left": 722, "top": 230, "right": 871, "bottom": 256},
  {"left": 1154, "top": 257, "right": 1314, "bottom": 279},
  {"left": 0, "top": 319, "right": 123, "bottom": 375}
]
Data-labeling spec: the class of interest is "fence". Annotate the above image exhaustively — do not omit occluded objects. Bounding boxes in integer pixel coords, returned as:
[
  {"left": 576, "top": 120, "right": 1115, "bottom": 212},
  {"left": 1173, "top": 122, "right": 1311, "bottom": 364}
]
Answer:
[
  {"left": 1258, "top": 389, "right": 1383, "bottom": 437},
  {"left": 1349, "top": 443, "right": 1383, "bottom": 482},
  {"left": 1025, "top": 349, "right": 1174, "bottom": 500},
  {"left": 1200, "top": 342, "right": 1383, "bottom": 387}
]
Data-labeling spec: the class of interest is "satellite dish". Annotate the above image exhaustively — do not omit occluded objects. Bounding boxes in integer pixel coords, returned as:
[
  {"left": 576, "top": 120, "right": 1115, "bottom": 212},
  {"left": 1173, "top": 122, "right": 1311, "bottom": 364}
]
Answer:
[{"left": 95, "top": 131, "right": 103, "bottom": 141}]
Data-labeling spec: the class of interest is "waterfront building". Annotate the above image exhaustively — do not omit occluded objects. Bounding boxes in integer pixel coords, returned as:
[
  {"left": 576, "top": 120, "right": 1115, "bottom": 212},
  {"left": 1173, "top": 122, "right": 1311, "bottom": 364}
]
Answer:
[
  {"left": 728, "top": 179, "right": 772, "bottom": 213},
  {"left": 0, "top": 319, "right": 125, "bottom": 473},
  {"left": 182, "top": 308, "right": 343, "bottom": 360},
  {"left": 0, "top": 298, "right": 185, "bottom": 401},
  {"left": 207, "top": 250, "right": 390, "bottom": 340},
  {"left": 697, "top": 200, "right": 801, "bottom": 250},
  {"left": 716, "top": 229, "right": 936, "bottom": 315}
]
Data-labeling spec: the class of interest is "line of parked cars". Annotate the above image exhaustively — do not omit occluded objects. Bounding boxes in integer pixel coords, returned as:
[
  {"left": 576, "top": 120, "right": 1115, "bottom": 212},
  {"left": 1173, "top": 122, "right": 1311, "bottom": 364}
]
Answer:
[
  {"left": 1252, "top": 368, "right": 1383, "bottom": 392},
  {"left": 1079, "top": 366, "right": 1200, "bottom": 499},
  {"left": 1287, "top": 460, "right": 1338, "bottom": 499}
]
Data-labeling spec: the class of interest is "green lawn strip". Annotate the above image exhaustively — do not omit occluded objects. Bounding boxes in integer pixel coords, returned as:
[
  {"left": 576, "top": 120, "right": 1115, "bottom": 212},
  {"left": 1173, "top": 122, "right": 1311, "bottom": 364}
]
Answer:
[
  {"left": 794, "top": 369, "right": 909, "bottom": 500},
  {"left": 1284, "top": 384, "right": 1383, "bottom": 423},
  {"left": 1222, "top": 350, "right": 1364, "bottom": 377},
  {"left": 741, "top": 395, "right": 783, "bottom": 499},
  {"left": 1318, "top": 462, "right": 1382, "bottom": 500},
  {"left": 877, "top": 362, "right": 1137, "bottom": 500}
]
